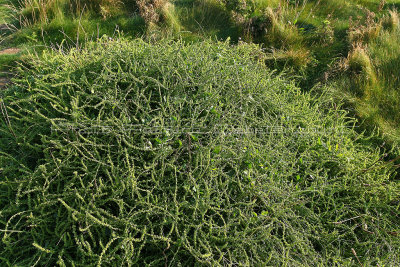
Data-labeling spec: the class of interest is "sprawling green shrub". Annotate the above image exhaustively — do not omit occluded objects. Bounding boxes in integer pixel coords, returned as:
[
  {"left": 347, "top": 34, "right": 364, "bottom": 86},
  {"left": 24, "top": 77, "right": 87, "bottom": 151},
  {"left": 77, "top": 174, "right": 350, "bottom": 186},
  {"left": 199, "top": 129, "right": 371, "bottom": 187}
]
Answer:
[{"left": 0, "top": 38, "right": 399, "bottom": 266}]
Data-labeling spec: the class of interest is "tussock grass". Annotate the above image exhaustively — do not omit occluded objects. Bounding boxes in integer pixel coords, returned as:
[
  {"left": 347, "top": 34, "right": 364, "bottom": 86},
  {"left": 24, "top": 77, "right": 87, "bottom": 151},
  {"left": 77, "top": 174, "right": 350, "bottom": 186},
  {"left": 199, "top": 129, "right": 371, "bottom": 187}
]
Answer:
[
  {"left": 346, "top": 45, "right": 377, "bottom": 89},
  {"left": 160, "top": 2, "right": 181, "bottom": 33},
  {"left": 382, "top": 9, "right": 400, "bottom": 31},
  {"left": 265, "top": 46, "right": 313, "bottom": 71},
  {"left": 261, "top": 6, "right": 303, "bottom": 47},
  {"left": 0, "top": 38, "right": 399, "bottom": 266}
]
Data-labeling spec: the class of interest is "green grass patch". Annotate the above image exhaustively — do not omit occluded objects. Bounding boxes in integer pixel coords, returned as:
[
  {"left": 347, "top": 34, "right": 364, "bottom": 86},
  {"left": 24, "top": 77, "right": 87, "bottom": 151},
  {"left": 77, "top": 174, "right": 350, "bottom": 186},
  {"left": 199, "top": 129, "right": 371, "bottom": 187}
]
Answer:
[
  {"left": 0, "top": 53, "right": 19, "bottom": 72},
  {"left": 354, "top": 23, "right": 400, "bottom": 142}
]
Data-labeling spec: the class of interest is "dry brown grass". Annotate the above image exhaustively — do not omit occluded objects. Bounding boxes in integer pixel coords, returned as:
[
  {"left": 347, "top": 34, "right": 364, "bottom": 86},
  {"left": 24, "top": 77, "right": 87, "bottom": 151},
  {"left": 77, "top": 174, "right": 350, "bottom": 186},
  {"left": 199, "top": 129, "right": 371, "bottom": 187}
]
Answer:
[
  {"left": 348, "top": 10, "right": 382, "bottom": 45},
  {"left": 136, "top": 0, "right": 168, "bottom": 24}
]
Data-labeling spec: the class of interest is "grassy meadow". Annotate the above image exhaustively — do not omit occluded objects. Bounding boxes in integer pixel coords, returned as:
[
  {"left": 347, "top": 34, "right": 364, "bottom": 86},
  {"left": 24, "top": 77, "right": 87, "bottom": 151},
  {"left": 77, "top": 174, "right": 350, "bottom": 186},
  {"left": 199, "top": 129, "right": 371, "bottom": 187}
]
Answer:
[{"left": 0, "top": 0, "right": 400, "bottom": 265}]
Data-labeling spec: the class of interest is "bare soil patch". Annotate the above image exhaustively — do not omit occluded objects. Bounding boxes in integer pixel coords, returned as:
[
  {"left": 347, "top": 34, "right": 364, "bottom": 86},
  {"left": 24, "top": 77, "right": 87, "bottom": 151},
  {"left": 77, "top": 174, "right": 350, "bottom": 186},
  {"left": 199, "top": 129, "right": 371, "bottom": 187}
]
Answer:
[
  {"left": 0, "top": 76, "right": 10, "bottom": 88},
  {"left": 0, "top": 48, "right": 21, "bottom": 55}
]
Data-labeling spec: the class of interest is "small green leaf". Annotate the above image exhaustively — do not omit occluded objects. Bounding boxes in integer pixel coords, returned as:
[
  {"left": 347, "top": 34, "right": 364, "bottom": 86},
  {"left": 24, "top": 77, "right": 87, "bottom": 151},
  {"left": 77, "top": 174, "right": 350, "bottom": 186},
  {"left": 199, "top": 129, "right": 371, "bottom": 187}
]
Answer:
[
  {"left": 261, "top": 210, "right": 269, "bottom": 216},
  {"left": 190, "top": 134, "right": 198, "bottom": 142},
  {"left": 177, "top": 139, "right": 183, "bottom": 147},
  {"left": 213, "top": 145, "right": 222, "bottom": 154}
]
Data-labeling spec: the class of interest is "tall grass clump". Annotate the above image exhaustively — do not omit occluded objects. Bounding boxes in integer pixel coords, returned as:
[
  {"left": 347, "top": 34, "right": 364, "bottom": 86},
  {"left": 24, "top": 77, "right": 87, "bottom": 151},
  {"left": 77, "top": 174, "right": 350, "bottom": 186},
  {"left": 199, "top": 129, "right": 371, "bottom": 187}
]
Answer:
[
  {"left": 259, "top": 6, "right": 302, "bottom": 47},
  {"left": 1, "top": 38, "right": 400, "bottom": 266},
  {"left": 222, "top": 2, "right": 310, "bottom": 70},
  {"left": 381, "top": 9, "right": 399, "bottom": 31},
  {"left": 352, "top": 16, "right": 400, "bottom": 141},
  {"left": 348, "top": 10, "right": 382, "bottom": 46},
  {"left": 346, "top": 44, "right": 377, "bottom": 97}
]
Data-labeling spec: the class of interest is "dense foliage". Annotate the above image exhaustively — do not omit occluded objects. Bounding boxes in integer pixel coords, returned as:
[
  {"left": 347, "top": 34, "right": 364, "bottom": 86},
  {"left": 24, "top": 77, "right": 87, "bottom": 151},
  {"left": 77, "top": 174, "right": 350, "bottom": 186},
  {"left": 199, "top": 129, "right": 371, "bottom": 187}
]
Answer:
[
  {"left": 0, "top": 38, "right": 399, "bottom": 265},
  {"left": 2, "top": 0, "right": 400, "bottom": 141}
]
